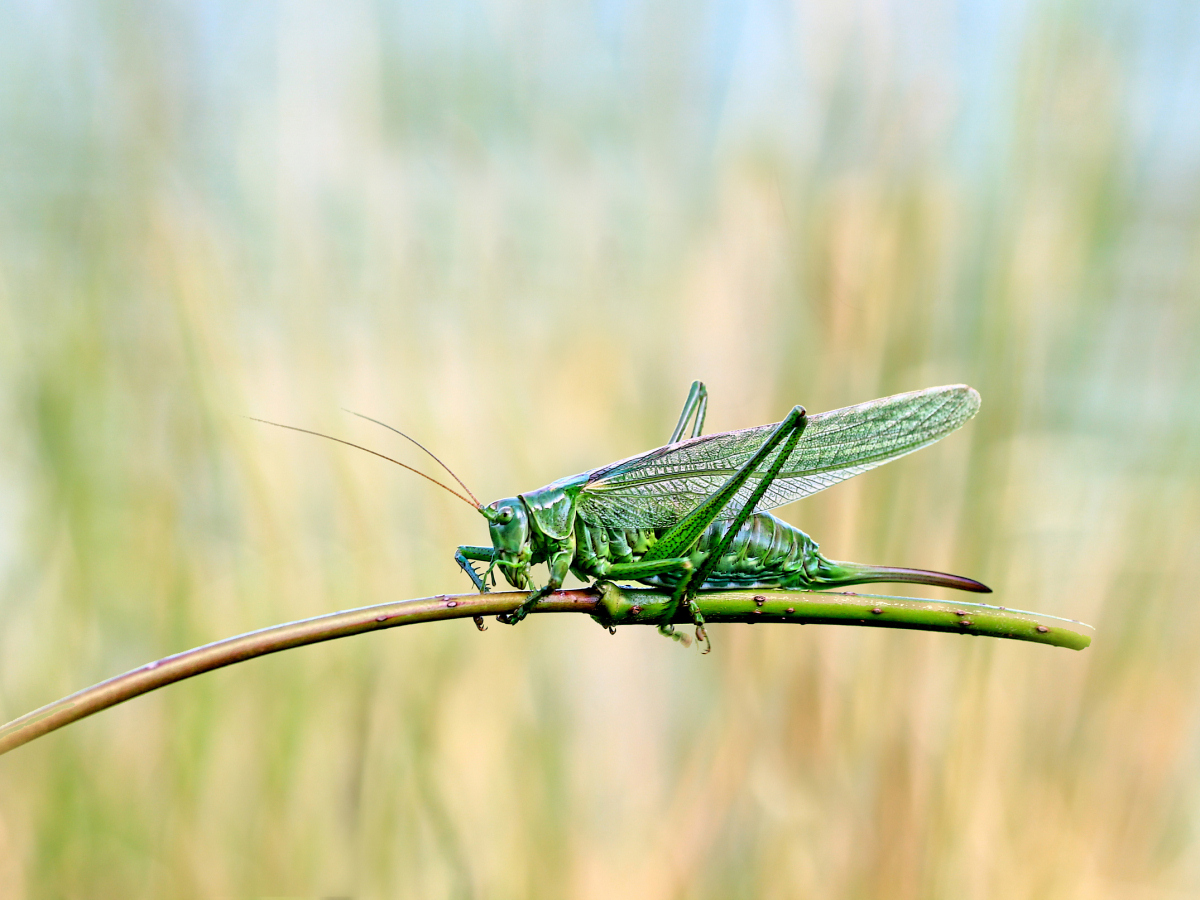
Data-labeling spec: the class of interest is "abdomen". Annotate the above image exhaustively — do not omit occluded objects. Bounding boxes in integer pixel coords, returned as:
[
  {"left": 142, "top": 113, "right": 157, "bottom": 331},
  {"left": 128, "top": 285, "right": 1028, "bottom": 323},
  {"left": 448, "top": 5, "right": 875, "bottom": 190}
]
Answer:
[{"left": 575, "top": 513, "right": 822, "bottom": 590}]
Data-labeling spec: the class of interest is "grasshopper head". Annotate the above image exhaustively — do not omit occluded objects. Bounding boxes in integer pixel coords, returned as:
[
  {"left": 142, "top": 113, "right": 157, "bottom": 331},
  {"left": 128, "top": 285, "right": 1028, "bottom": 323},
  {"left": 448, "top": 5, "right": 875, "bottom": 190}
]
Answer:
[{"left": 481, "top": 498, "right": 533, "bottom": 589}]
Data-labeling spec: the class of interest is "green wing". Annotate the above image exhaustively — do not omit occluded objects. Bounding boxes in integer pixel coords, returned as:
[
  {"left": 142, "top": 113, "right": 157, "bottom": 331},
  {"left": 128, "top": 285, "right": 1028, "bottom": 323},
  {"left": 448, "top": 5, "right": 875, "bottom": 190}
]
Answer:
[{"left": 576, "top": 385, "right": 980, "bottom": 529}]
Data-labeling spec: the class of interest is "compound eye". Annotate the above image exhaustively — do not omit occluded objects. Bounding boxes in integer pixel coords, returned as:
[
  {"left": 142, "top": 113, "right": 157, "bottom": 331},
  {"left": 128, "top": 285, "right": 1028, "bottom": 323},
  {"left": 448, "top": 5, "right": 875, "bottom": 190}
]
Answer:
[{"left": 498, "top": 507, "right": 514, "bottom": 524}]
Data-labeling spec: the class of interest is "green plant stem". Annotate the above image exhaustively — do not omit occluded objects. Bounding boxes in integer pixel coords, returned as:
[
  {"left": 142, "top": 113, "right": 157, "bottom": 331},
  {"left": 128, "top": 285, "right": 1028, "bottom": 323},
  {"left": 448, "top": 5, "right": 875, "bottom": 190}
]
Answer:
[{"left": 0, "top": 587, "right": 1090, "bottom": 757}]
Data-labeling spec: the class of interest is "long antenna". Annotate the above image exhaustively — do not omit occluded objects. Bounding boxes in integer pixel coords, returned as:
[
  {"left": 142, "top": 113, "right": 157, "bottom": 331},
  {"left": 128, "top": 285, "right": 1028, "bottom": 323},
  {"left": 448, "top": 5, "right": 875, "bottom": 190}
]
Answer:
[
  {"left": 249, "top": 418, "right": 479, "bottom": 509},
  {"left": 342, "top": 409, "right": 481, "bottom": 508}
]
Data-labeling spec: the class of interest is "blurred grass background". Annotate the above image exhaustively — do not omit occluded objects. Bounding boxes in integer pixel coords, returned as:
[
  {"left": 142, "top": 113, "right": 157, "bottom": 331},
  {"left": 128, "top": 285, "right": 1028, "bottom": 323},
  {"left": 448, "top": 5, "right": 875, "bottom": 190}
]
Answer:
[{"left": 0, "top": 0, "right": 1197, "bottom": 897}]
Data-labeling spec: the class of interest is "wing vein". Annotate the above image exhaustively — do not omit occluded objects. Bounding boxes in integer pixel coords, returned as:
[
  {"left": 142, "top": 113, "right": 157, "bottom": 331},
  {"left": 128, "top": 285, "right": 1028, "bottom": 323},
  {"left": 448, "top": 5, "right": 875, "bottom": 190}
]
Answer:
[{"left": 575, "top": 385, "right": 980, "bottom": 529}]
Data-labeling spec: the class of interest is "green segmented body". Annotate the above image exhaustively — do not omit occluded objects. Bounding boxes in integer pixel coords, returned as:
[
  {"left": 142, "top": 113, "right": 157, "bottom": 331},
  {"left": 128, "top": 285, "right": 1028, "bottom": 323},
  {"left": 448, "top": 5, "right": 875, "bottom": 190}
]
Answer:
[
  {"left": 260, "top": 382, "right": 991, "bottom": 651},
  {"left": 573, "top": 514, "right": 825, "bottom": 590},
  {"left": 455, "top": 383, "right": 992, "bottom": 643}
]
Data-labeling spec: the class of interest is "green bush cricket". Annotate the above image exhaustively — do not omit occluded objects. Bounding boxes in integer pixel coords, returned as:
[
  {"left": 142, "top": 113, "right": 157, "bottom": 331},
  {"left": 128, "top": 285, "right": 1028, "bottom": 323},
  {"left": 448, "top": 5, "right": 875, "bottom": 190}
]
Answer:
[{"left": 257, "top": 383, "right": 989, "bottom": 653}]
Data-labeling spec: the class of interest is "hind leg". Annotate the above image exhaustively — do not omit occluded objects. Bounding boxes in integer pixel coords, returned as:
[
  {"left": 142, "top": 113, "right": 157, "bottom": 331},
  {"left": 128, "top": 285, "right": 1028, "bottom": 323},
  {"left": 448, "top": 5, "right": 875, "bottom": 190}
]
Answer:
[
  {"left": 638, "top": 405, "right": 809, "bottom": 650},
  {"left": 668, "top": 382, "right": 709, "bottom": 444}
]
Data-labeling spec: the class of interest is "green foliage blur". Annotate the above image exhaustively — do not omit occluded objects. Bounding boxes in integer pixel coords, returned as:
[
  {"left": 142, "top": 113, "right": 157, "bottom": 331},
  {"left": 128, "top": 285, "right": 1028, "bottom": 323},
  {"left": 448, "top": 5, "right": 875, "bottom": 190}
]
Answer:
[{"left": 1, "top": 1, "right": 1197, "bottom": 897}]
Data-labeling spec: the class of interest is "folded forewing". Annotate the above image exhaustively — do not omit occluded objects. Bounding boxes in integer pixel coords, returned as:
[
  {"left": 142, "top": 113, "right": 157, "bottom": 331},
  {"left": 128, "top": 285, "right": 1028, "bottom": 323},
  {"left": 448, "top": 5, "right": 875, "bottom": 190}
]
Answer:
[{"left": 576, "top": 385, "right": 980, "bottom": 529}]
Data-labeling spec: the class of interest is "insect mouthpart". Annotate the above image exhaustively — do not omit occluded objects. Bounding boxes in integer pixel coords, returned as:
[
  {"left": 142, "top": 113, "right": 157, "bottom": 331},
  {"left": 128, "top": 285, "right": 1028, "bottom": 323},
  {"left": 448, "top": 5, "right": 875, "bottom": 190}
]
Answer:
[{"left": 497, "top": 557, "right": 531, "bottom": 590}]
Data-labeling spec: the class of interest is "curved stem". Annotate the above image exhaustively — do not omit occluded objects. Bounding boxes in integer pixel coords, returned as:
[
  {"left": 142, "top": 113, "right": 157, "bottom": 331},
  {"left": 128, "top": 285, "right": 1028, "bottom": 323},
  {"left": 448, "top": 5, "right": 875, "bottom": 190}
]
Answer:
[{"left": 0, "top": 587, "right": 1090, "bottom": 757}]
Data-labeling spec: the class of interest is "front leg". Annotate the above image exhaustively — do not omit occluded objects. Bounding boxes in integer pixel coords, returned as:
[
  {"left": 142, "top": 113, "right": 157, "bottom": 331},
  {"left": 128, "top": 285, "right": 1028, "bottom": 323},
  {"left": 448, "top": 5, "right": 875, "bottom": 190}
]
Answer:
[
  {"left": 456, "top": 545, "right": 495, "bottom": 592},
  {"left": 499, "top": 539, "right": 575, "bottom": 625}
]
